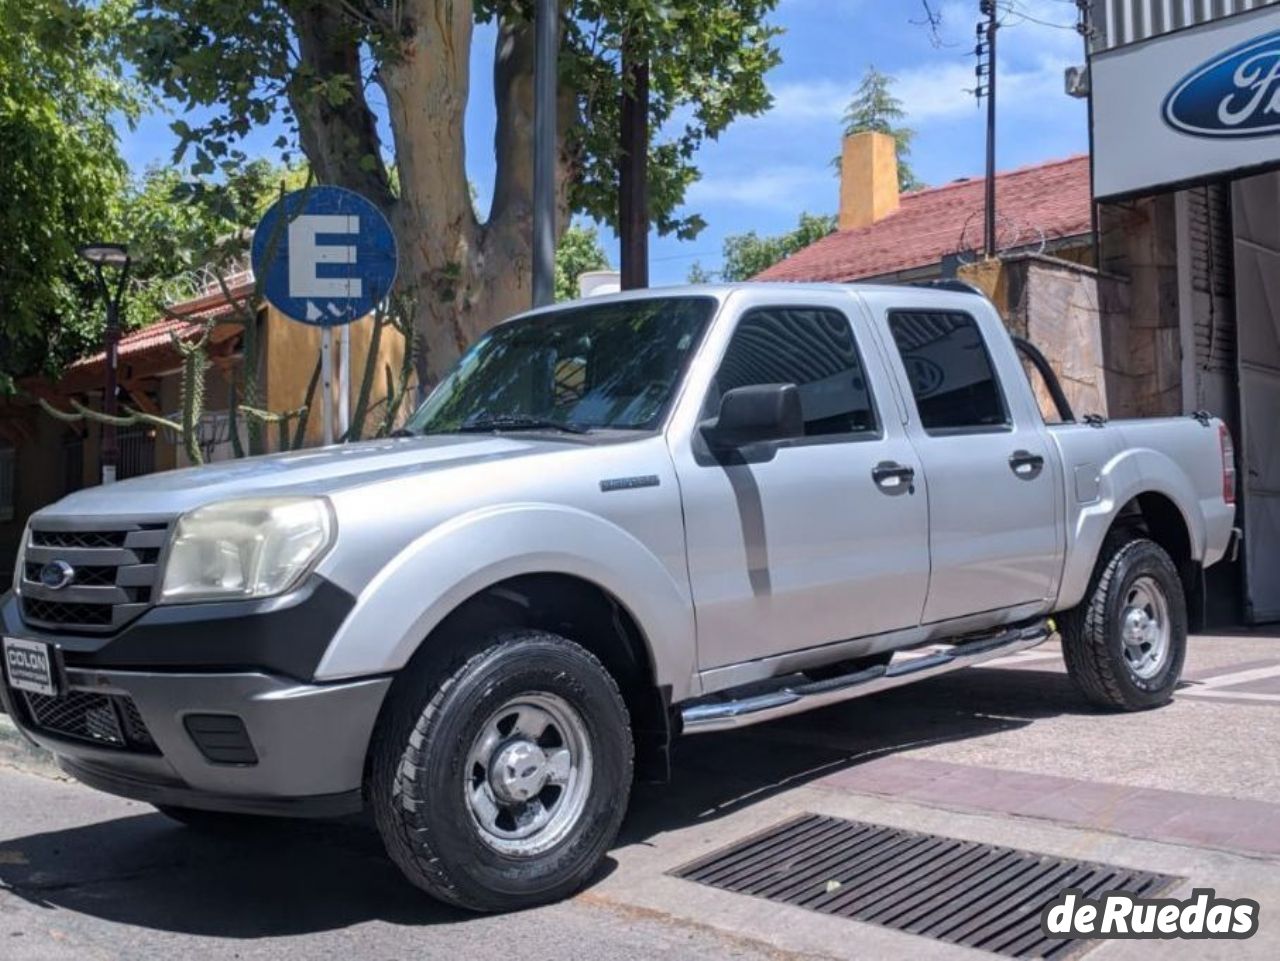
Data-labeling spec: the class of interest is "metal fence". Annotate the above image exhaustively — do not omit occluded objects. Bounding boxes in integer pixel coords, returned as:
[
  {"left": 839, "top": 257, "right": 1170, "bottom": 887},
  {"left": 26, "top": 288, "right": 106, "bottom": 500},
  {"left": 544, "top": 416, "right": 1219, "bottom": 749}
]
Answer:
[{"left": 117, "top": 425, "right": 156, "bottom": 481}]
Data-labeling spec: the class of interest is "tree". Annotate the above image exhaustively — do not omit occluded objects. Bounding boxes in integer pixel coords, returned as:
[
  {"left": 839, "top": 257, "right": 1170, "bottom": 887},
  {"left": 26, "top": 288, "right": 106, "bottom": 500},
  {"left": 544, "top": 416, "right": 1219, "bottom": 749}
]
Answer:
[
  {"left": 554, "top": 224, "right": 611, "bottom": 301},
  {"left": 0, "top": 0, "right": 138, "bottom": 391},
  {"left": 838, "top": 66, "right": 923, "bottom": 192},
  {"left": 120, "top": 159, "right": 309, "bottom": 317},
  {"left": 707, "top": 212, "right": 836, "bottom": 282},
  {"left": 127, "top": 1, "right": 782, "bottom": 387}
]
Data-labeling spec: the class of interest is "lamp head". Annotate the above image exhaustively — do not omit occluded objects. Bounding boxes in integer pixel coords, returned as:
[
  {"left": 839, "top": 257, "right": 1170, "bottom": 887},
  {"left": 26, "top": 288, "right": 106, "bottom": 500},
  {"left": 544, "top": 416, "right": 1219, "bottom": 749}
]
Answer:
[{"left": 77, "top": 243, "right": 131, "bottom": 269}]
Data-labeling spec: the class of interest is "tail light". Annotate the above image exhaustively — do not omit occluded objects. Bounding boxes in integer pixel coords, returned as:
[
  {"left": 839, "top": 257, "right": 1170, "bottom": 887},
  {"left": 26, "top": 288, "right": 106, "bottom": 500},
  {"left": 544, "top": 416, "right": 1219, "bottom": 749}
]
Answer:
[{"left": 1219, "top": 424, "right": 1237, "bottom": 505}]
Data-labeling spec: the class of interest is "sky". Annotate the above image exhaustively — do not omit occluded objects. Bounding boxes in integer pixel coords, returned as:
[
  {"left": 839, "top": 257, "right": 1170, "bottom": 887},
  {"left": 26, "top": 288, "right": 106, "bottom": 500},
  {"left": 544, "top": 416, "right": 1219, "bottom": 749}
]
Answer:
[{"left": 118, "top": 0, "right": 1091, "bottom": 287}]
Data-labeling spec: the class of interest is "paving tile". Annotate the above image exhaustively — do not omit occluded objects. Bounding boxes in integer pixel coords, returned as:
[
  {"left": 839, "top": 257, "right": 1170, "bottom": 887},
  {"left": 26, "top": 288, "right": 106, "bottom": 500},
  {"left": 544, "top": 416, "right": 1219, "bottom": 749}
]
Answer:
[{"left": 814, "top": 754, "right": 1280, "bottom": 859}]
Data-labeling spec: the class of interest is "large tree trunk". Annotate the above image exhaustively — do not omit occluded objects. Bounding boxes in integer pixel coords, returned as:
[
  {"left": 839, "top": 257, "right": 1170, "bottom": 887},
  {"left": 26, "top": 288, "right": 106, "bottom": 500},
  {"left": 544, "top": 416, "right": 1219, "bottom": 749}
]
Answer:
[
  {"left": 378, "top": 3, "right": 573, "bottom": 390},
  {"left": 289, "top": 2, "right": 573, "bottom": 391}
]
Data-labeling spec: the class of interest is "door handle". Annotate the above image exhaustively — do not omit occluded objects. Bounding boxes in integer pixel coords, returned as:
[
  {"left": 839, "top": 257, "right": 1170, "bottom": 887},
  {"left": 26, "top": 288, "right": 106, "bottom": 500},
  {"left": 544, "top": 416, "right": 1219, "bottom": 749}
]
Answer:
[
  {"left": 1009, "top": 450, "right": 1045, "bottom": 479},
  {"left": 872, "top": 461, "right": 916, "bottom": 494}
]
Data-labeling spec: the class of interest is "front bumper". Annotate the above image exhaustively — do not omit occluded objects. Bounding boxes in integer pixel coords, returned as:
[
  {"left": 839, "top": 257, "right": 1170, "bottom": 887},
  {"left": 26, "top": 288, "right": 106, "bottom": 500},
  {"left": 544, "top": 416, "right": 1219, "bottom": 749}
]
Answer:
[
  {"left": 1, "top": 666, "right": 390, "bottom": 817},
  {"left": 1, "top": 579, "right": 389, "bottom": 818}
]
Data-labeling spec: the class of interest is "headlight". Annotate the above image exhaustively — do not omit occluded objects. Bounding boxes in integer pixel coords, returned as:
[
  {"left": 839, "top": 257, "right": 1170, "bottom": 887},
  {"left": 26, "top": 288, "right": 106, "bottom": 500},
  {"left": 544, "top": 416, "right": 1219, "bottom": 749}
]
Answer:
[
  {"left": 12, "top": 521, "right": 30, "bottom": 595},
  {"left": 160, "top": 497, "right": 334, "bottom": 603}
]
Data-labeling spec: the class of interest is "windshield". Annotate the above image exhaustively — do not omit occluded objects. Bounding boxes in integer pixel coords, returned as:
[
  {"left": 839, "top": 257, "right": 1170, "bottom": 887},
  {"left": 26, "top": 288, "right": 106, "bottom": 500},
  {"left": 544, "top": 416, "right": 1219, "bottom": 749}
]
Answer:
[{"left": 408, "top": 296, "right": 716, "bottom": 434}]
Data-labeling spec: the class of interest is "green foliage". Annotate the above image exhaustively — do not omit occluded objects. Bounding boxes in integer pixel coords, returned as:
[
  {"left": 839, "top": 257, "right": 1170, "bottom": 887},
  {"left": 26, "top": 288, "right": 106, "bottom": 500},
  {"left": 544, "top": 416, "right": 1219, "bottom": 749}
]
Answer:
[
  {"left": 0, "top": 0, "right": 138, "bottom": 390},
  {"left": 128, "top": 1, "right": 782, "bottom": 241},
  {"left": 686, "top": 261, "right": 714, "bottom": 284},
  {"left": 547, "top": 0, "right": 784, "bottom": 239},
  {"left": 0, "top": 0, "right": 305, "bottom": 393},
  {"left": 838, "top": 66, "right": 923, "bottom": 192},
  {"left": 710, "top": 212, "right": 837, "bottom": 282},
  {"left": 555, "top": 224, "right": 611, "bottom": 301},
  {"left": 120, "top": 158, "right": 308, "bottom": 322}
]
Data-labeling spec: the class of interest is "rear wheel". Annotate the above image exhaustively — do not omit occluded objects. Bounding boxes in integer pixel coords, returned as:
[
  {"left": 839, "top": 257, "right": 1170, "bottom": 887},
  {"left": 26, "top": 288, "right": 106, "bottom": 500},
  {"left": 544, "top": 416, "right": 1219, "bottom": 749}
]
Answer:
[
  {"left": 1061, "top": 537, "right": 1187, "bottom": 711},
  {"left": 369, "top": 629, "right": 633, "bottom": 912}
]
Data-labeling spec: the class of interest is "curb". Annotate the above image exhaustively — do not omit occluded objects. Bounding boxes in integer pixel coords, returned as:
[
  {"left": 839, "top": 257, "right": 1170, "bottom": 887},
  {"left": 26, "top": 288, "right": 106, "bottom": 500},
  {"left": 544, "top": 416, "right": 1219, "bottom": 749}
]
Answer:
[{"left": 0, "top": 712, "right": 63, "bottom": 779}]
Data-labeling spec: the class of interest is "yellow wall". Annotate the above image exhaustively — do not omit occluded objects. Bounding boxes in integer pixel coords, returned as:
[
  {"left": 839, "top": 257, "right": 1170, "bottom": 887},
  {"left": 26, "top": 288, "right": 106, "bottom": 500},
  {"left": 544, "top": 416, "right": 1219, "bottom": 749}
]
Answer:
[{"left": 263, "top": 305, "right": 411, "bottom": 449}]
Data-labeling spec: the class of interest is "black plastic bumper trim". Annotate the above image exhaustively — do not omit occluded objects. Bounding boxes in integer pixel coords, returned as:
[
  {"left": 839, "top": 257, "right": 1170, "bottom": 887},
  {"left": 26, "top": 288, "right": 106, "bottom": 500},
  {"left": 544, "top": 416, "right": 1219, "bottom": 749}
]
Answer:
[
  {"left": 59, "top": 757, "right": 364, "bottom": 819},
  {"left": 2, "top": 575, "right": 355, "bottom": 682}
]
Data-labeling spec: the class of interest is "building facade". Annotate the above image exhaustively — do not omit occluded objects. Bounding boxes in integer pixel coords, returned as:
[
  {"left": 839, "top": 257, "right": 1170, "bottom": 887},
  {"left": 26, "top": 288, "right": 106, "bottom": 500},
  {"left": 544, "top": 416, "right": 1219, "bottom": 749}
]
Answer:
[{"left": 1086, "top": 0, "right": 1280, "bottom": 622}]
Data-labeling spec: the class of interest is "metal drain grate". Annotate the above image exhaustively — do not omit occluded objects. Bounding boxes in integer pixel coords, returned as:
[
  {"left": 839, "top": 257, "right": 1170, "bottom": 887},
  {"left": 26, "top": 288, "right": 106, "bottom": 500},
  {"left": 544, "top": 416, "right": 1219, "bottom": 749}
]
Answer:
[{"left": 671, "top": 814, "right": 1179, "bottom": 959}]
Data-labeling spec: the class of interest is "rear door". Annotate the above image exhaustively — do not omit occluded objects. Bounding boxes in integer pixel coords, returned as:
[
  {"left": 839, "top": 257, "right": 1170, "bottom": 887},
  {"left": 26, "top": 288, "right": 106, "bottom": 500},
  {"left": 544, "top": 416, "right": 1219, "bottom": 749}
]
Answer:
[
  {"left": 875, "top": 299, "right": 1062, "bottom": 624},
  {"left": 670, "top": 292, "right": 931, "bottom": 670}
]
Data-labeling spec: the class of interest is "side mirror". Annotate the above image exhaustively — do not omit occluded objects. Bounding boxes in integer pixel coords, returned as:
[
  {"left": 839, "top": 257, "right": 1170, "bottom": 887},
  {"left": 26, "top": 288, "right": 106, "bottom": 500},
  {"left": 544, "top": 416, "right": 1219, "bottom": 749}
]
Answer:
[{"left": 702, "top": 384, "right": 804, "bottom": 450}]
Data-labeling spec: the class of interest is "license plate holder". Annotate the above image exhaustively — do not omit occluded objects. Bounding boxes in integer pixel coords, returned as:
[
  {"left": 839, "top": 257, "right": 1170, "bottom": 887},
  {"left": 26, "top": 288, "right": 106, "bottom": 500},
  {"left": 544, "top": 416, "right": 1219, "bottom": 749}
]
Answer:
[{"left": 3, "top": 637, "right": 60, "bottom": 697}]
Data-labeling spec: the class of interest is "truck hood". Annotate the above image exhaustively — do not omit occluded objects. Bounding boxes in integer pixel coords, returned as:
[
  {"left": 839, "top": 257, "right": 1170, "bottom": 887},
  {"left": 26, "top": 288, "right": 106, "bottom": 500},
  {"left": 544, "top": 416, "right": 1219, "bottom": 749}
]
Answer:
[{"left": 35, "top": 434, "right": 581, "bottom": 519}]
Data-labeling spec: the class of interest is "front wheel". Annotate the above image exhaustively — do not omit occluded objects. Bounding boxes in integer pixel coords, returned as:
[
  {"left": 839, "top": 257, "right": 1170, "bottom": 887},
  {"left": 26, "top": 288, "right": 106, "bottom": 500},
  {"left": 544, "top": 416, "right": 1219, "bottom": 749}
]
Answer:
[
  {"left": 369, "top": 629, "right": 633, "bottom": 912},
  {"left": 1061, "top": 537, "right": 1187, "bottom": 711}
]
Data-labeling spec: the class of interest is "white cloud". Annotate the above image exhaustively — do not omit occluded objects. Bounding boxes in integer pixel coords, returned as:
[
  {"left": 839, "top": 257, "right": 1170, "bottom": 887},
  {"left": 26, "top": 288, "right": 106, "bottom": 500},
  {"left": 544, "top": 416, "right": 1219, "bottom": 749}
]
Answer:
[
  {"left": 767, "top": 79, "right": 848, "bottom": 124},
  {"left": 758, "top": 0, "right": 1083, "bottom": 129},
  {"left": 686, "top": 165, "right": 832, "bottom": 210}
]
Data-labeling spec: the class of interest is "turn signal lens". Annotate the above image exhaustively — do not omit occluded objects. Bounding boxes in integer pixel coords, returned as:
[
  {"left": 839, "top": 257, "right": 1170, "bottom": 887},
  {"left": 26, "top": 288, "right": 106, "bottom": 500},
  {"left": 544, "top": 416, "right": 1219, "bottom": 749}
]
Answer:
[{"left": 1219, "top": 424, "right": 1236, "bottom": 505}]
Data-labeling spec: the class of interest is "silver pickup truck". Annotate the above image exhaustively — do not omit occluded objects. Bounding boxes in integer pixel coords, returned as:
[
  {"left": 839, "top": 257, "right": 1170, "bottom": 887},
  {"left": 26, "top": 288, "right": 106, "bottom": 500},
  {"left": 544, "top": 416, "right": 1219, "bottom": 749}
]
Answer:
[{"left": 2, "top": 283, "right": 1236, "bottom": 911}]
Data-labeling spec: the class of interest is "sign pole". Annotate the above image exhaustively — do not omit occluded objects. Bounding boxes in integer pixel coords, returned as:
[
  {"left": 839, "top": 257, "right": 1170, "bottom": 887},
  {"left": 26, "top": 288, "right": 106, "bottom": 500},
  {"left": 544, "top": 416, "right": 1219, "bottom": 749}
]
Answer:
[
  {"left": 338, "top": 323, "right": 351, "bottom": 439},
  {"left": 321, "top": 329, "right": 334, "bottom": 446}
]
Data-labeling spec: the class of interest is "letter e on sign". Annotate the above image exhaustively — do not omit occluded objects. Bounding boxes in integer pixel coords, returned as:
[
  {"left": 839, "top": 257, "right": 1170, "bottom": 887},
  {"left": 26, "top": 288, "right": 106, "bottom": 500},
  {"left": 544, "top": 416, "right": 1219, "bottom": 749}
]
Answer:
[{"left": 252, "top": 186, "right": 398, "bottom": 328}]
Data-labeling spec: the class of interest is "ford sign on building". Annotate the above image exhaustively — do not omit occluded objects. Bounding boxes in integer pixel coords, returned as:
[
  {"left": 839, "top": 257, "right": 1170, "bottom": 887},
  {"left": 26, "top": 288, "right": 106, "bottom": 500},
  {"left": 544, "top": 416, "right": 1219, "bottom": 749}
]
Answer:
[
  {"left": 1092, "top": 2, "right": 1280, "bottom": 198},
  {"left": 1086, "top": 0, "right": 1280, "bottom": 625}
]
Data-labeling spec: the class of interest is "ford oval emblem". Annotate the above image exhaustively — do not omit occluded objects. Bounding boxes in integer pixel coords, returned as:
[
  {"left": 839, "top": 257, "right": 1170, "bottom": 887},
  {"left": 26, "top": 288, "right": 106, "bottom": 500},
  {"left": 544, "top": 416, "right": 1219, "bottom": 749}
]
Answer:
[
  {"left": 903, "top": 355, "right": 945, "bottom": 398},
  {"left": 1164, "top": 28, "right": 1280, "bottom": 138},
  {"left": 39, "top": 560, "right": 76, "bottom": 591}
]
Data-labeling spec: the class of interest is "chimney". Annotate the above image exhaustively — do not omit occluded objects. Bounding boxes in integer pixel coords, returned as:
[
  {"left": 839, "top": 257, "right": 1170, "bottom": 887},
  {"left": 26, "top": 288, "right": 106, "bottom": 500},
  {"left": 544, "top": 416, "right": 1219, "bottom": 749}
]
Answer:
[{"left": 839, "top": 131, "right": 900, "bottom": 231}]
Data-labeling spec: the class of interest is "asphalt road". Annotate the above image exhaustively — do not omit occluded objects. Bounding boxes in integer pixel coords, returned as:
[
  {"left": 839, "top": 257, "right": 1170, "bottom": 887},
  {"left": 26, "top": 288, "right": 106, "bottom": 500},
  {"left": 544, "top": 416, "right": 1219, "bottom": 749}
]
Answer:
[{"left": 3, "top": 632, "right": 1280, "bottom": 960}]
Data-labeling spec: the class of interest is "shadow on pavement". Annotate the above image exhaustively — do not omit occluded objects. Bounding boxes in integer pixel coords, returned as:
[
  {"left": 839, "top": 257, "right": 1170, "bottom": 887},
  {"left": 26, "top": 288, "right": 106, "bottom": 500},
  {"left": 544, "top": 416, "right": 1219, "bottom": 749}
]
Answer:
[
  {"left": 0, "top": 663, "right": 1086, "bottom": 936},
  {"left": 626, "top": 662, "right": 1092, "bottom": 842}
]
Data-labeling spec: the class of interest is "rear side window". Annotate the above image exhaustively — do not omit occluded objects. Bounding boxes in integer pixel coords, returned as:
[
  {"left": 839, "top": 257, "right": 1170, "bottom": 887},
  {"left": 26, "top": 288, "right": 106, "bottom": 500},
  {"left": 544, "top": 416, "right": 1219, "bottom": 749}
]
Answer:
[
  {"left": 887, "top": 310, "right": 1008, "bottom": 433},
  {"left": 712, "top": 307, "right": 878, "bottom": 438}
]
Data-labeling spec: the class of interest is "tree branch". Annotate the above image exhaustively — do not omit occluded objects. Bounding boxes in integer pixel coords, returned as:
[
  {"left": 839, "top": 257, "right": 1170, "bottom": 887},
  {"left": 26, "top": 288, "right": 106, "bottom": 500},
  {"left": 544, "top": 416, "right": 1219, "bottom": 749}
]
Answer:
[{"left": 288, "top": 0, "right": 395, "bottom": 207}]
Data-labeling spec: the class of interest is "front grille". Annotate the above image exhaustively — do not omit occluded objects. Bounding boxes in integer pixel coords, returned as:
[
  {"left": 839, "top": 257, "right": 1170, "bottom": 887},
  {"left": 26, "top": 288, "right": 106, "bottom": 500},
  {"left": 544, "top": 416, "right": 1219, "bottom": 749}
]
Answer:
[
  {"left": 20, "top": 689, "right": 157, "bottom": 752},
  {"left": 31, "top": 529, "right": 128, "bottom": 549},
  {"left": 18, "top": 520, "right": 170, "bottom": 633},
  {"left": 20, "top": 598, "right": 114, "bottom": 626}
]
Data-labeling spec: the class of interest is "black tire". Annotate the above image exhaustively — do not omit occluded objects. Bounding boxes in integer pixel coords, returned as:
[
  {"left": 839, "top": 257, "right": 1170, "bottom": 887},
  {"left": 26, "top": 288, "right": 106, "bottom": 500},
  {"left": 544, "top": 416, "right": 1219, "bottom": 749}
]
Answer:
[
  {"left": 153, "top": 804, "right": 275, "bottom": 834},
  {"left": 1061, "top": 537, "right": 1187, "bottom": 711},
  {"left": 369, "top": 629, "right": 633, "bottom": 912}
]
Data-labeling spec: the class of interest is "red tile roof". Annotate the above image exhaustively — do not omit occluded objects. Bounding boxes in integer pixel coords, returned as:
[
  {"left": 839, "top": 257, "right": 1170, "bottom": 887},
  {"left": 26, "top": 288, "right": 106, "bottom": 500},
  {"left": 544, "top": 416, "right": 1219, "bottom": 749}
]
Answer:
[
  {"left": 60, "top": 282, "right": 253, "bottom": 387},
  {"left": 755, "top": 154, "right": 1092, "bottom": 282}
]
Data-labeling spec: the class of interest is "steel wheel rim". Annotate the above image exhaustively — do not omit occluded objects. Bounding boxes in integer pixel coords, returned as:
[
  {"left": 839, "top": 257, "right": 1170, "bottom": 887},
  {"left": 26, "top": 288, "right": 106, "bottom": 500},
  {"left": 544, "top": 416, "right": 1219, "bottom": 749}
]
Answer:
[
  {"left": 464, "top": 691, "right": 593, "bottom": 857},
  {"left": 1120, "top": 575, "right": 1170, "bottom": 680}
]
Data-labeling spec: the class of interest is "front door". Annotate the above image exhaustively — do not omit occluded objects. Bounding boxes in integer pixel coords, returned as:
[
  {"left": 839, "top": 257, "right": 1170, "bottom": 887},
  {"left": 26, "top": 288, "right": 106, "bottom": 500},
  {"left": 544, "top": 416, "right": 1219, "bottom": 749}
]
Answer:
[
  {"left": 672, "top": 298, "right": 931, "bottom": 670},
  {"left": 880, "top": 304, "right": 1060, "bottom": 624}
]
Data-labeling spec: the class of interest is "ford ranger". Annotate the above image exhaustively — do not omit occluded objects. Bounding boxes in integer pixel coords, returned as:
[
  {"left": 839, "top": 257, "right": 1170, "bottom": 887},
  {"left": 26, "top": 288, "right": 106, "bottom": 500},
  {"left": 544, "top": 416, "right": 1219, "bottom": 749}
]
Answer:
[{"left": 1, "top": 283, "right": 1237, "bottom": 911}]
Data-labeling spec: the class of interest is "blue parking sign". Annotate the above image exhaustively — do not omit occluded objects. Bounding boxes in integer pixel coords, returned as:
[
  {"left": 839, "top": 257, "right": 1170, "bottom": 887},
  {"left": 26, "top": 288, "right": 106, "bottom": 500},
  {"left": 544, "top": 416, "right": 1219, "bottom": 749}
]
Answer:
[{"left": 251, "top": 186, "right": 398, "bottom": 327}]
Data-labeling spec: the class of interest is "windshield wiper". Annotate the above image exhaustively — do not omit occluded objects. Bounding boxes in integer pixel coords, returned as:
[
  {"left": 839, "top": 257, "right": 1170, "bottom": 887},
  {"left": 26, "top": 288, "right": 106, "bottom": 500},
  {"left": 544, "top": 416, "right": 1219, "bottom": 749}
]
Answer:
[{"left": 455, "top": 415, "right": 590, "bottom": 435}]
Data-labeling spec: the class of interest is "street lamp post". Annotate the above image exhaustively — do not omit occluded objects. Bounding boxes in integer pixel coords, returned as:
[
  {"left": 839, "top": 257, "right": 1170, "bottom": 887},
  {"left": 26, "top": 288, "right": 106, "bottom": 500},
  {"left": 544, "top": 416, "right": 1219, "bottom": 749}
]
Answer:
[{"left": 77, "top": 243, "right": 132, "bottom": 485}]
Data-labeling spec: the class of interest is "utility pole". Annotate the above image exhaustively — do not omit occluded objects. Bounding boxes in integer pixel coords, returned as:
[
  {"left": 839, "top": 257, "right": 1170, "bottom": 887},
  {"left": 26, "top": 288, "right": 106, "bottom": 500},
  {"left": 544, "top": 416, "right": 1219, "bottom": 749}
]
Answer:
[
  {"left": 532, "top": 0, "right": 557, "bottom": 307},
  {"left": 976, "top": 0, "right": 999, "bottom": 258},
  {"left": 619, "top": 33, "right": 650, "bottom": 290}
]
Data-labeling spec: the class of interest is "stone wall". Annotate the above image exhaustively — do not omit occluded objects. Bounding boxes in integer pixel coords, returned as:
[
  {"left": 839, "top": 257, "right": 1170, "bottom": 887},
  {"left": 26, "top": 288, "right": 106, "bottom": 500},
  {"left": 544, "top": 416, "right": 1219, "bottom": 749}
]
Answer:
[
  {"left": 960, "top": 254, "right": 1117, "bottom": 420},
  {"left": 1097, "top": 195, "right": 1183, "bottom": 417}
]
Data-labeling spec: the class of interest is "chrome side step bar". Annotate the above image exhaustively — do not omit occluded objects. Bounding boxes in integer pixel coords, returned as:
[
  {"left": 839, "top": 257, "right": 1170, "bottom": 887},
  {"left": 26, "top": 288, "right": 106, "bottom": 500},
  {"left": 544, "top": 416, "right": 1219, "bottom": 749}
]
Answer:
[{"left": 680, "top": 619, "right": 1055, "bottom": 735}]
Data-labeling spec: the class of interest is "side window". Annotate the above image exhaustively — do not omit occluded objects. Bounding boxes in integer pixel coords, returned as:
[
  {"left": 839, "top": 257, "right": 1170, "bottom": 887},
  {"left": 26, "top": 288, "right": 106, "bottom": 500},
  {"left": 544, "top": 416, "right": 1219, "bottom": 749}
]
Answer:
[
  {"left": 887, "top": 310, "right": 1009, "bottom": 433},
  {"left": 712, "top": 307, "right": 878, "bottom": 438}
]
